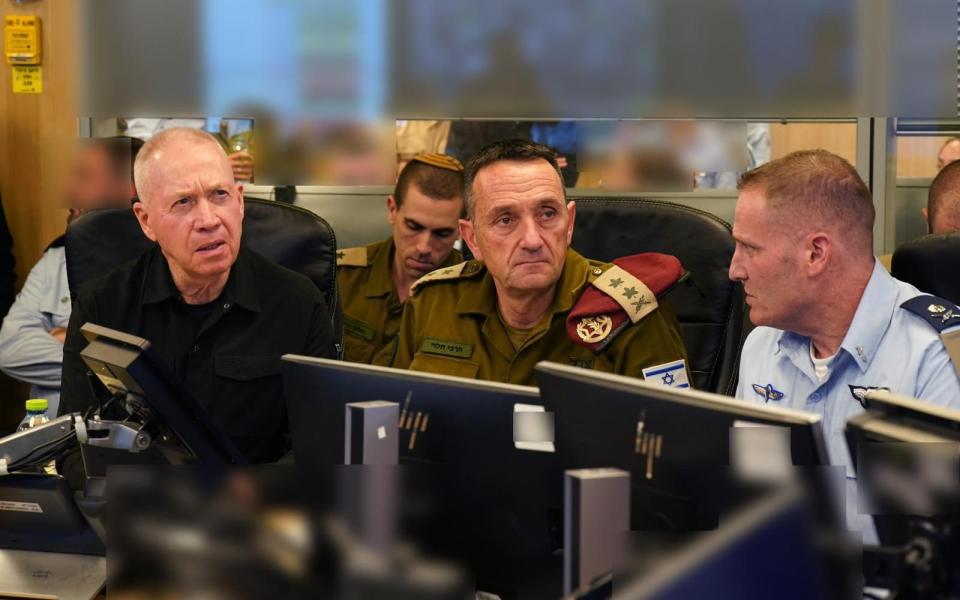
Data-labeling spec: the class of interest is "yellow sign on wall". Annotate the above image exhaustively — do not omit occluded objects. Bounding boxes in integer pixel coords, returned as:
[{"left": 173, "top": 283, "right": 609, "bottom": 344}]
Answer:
[
  {"left": 12, "top": 65, "right": 41, "bottom": 93},
  {"left": 5, "top": 15, "right": 41, "bottom": 65}
]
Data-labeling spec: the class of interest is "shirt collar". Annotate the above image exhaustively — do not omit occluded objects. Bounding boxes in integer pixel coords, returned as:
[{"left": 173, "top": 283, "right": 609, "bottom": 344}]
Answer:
[
  {"left": 777, "top": 260, "right": 894, "bottom": 373},
  {"left": 455, "top": 248, "right": 590, "bottom": 317},
  {"left": 365, "top": 238, "right": 396, "bottom": 299},
  {"left": 140, "top": 245, "right": 261, "bottom": 312},
  {"left": 837, "top": 260, "right": 897, "bottom": 372}
]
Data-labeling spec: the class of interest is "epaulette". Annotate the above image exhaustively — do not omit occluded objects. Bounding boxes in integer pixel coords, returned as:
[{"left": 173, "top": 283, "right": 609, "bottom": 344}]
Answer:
[
  {"left": 901, "top": 294, "right": 960, "bottom": 377},
  {"left": 336, "top": 246, "right": 367, "bottom": 268},
  {"left": 410, "top": 261, "right": 479, "bottom": 295},
  {"left": 900, "top": 295, "right": 960, "bottom": 333},
  {"left": 566, "top": 253, "right": 684, "bottom": 352}
]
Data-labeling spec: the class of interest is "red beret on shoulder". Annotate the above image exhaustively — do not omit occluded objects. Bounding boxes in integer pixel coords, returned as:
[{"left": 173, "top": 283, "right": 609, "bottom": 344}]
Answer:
[{"left": 566, "top": 253, "right": 684, "bottom": 351}]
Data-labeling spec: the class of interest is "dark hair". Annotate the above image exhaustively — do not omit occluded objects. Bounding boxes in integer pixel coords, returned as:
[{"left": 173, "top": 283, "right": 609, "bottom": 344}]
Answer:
[
  {"left": 928, "top": 159, "right": 960, "bottom": 231},
  {"left": 89, "top": 135, "right": 144, "bottom": 182},
  {"left": 463, "top": 139, "right": 564, "bottom": 216},
  {"left": 395, "top": 160, "right": 464, "bottom": 213},
  {"left": 737, "top": 149, "right": 874, "bottom": 250}
]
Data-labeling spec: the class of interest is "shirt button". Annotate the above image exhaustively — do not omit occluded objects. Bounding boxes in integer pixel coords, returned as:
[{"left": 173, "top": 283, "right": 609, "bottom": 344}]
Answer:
[
  {"left": 193, "top": 345, "right": 200, "bottom": 352},
  {"left": 809, "top": 392, "right": 821, "bottom": 401},
  {"left": 223, "top": 303, "right": 231, "bottom": 310}
]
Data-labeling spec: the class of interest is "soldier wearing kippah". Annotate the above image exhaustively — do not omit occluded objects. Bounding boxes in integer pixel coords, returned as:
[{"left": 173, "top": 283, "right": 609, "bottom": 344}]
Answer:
[
  {"left": 390, "top": 140, "right": 690, "bottom": 387},
  {"left": 337, "top": 153, "right": 465, "bottom": 364}
]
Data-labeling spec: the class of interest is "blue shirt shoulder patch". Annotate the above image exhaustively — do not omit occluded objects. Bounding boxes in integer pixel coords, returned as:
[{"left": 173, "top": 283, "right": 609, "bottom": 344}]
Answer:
[{"left": 899, "top": 295, "right": 960, "bottom": 333}]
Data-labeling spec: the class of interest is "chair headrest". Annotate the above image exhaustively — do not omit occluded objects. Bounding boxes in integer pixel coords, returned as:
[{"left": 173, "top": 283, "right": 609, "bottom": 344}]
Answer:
[
  {"left": 568, "top": 197, "right": 744, "bottom": 394},
  {"left": 65, "top": 199, "right": 339, "bottom": 320},
  {"left": 891, "top": 232, "right": 960, "bottom": 305}
]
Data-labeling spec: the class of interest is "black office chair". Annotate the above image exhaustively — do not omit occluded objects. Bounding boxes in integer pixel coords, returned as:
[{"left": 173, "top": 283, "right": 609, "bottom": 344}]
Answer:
[
  {"left": 64, "top": 197, "right": 341, "bottom": 342},
  {"left": 891, "top": 232, "right": 960, "bottom": 305},
  {"left": 570, "top": 197, "right": 746, "bottom": 395}
]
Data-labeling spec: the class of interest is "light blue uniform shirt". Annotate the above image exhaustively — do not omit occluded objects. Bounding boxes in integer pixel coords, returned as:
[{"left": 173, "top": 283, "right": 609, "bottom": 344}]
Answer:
[
  {"left": 736, "top": 260, "right": 960, "bottom": 539},
  {"left": 0, "top": 246, "right": 71, "bottom": 415}
]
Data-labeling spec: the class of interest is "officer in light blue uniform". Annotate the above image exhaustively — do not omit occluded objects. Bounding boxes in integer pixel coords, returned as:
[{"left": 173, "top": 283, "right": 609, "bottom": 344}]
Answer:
[
  {"left": 0, "top": 136, "right": 141, "bottom": 416},
  {"left": 729, "top": 150, "right": 960, "bottom": 542},
  {"left": 0, "top": 240, "right": 71, "bottom": 414}
]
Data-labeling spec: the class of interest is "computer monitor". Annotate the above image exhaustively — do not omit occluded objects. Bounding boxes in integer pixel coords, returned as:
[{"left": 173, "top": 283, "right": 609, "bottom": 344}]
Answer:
[
  {"left": 845, "top": 390, "right": 960, "bottom": 549},
  {"left": 847, "top": 390, "right": 960, "bottom": 445},
  {"left": 534, "top": 361, "right": 835, "bottom": 534},
  {"left": 79, "top": 322, "right": 245, "bottom": 466},
  {"left": 281, "top": 355, "right": 565, "bottom": 598},
  {"left": 612, "top": 484, "right": 839, "bottom": 600}
]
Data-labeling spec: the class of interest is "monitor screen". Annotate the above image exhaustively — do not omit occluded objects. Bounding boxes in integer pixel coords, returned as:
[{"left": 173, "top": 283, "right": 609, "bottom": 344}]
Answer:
[
  {"left": 534, "top": 361, "right": 833, "bottom": 533},
  {"left": 281, "top": 355, "right": 565, "bottom": 597}
]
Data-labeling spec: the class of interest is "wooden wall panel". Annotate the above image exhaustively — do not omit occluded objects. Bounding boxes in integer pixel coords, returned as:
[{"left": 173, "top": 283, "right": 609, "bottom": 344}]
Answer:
[
  {"left": 0, "top": 0, "right": 76, "bottom": 429},
  {"left": 769, "top": 122, "right": 858, "bottom": 165},
  {"left": 896, "top": 136, "right": 953, "bottom": 179}
]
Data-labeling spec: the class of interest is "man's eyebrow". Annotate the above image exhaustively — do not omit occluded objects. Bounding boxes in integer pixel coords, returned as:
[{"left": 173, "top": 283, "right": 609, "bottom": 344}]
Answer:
[
  {"left": 430, "top": 227, "right": 456, "bottom": 235},
  {"left": 404, "top": 218, "right": 424, "bottom": 228}
]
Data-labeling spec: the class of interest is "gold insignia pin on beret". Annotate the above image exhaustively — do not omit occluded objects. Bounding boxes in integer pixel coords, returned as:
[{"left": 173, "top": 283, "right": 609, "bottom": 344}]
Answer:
[{"left": 411, "top": 152, "right": 464, "bottom": 172}]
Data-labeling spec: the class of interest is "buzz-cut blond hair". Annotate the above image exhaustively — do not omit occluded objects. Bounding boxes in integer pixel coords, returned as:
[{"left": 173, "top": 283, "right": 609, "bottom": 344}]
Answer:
[{"left": 738, "top": 149, "right": 874, "bottom": 252}]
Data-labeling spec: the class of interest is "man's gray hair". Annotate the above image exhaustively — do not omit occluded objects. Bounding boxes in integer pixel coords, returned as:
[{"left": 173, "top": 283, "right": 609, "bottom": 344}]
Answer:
[{"left": 462, "top": 139, "right": 565, "bottom": 218}]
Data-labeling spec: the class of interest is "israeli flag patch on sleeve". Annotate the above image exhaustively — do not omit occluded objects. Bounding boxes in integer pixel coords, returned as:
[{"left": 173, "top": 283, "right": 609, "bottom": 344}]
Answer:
[{"left": 642, "top": 359, "right": 690, "bottom": 388}]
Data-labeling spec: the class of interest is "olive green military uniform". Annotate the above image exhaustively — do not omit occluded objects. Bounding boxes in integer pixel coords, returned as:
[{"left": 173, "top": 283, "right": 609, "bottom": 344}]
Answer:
[
  {"left": 337, "top": 237, "right": 463, "bottom": 365},
  {"left": 391, "top": 249, "right": 689, "bottom": 386}
]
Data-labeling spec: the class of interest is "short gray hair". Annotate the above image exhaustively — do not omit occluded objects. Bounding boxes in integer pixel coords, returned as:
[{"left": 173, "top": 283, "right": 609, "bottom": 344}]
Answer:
[{"left": 462, "top": 139, "right": 565, "bottom": 217}]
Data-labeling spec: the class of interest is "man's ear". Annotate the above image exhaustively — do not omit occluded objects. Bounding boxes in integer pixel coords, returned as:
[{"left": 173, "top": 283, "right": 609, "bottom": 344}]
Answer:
[
  {"left": 237, "top": 183, "right": 245, "bottom": 220},
  {"left": 565, "top": 200, "right": 576, "bottom": 245},
  {"left": 133, "top": 203, "right": 158, "bottom": 242},
  {"left": 806, "top": 232, "right": 831, "bottom": 276},
  {"left": 460, "top": 218, "right": 482, "bottom": 261},
  {"left": 386, "top": 195, "right": 398, "bottom": 225}
]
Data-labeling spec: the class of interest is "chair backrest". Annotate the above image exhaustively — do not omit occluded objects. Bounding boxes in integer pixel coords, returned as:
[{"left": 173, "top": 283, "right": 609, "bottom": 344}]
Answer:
[
  {"left": 891, "top": 232, "right": 960, "bottom": 305},
  {"left": 64, "top": 198, "right": 341, "bottom": 338},
  {"left": 569, "top": 197, "right": 745, "bottom": 394}
]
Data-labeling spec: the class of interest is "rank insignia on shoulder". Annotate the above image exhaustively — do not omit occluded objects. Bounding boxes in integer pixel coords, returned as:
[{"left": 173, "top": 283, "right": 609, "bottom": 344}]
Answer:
[
  {"left": 410, "top": 261, "right": 473, "bottom": 295},
  {"left": 642, "top": 359, "right": 690, "bottom": 388},
  {"left": 848, "top": 385, "right": 890, "bottom": 408},
  {"left": 900, "top": 295, "right": 960, "bottom": 332},
  {"left": 566, "top": 253, "right": 684, "bottom": 352},
  {"left": 751, "top": 383, "right": 784, "bottom": 403},
  {"left": 336, "top": 246, "right": 367, "bottom": 267}
]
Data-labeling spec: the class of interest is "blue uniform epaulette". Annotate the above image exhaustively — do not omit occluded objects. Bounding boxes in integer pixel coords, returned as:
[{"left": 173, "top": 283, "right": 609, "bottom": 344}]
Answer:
[{"left": 900, "top": 295, "right": 960, "bottom": 333}]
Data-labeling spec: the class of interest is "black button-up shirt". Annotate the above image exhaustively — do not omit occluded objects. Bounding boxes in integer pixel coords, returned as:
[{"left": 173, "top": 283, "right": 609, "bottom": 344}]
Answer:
[{"left": 60, "top": 245, "right": 337, "bottom": 462}]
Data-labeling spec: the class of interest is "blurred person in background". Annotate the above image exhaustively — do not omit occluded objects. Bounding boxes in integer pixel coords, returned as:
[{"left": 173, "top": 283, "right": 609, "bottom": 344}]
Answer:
[
  {"left": 0, "top": 194, "right": 16, "bottom": 322},
  {"left": 122, "top": 117, "right": 255, "bottom": 182},
  {"left": 0, "top": 136, "right": 142, "bottom": 415},
  {"left": 936, "top": 136, "right": 960, "bottom": 171},
  {"left": 923, "top": 159, "right": 960, "bottom": 235}
]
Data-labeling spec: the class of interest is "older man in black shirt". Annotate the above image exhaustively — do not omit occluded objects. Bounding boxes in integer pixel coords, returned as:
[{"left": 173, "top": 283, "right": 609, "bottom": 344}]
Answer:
[{"left": 60, "top": 128, "right": 336, "bottom": 463}]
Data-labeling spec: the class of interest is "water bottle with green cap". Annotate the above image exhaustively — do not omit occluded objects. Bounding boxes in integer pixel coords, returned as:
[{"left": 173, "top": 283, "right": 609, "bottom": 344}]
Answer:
[
  {"left": 15, "top": 399, "right": 58, "bottom": 474},
  {"left": 17, "top": 398, "right": 50, "bottom": 432}
]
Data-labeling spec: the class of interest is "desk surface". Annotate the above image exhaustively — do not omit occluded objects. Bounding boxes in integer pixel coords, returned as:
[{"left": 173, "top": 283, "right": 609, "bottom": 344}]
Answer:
[{"left": 0, "top": 549, "right": 105, "bottom": 600}]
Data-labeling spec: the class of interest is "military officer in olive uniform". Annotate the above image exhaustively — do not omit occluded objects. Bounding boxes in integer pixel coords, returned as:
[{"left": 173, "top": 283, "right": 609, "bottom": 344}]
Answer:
[
  {"left": 337, "top": 153, "right": 465, "bottom": 364},
  {"left": 391, "top": 140, "right": 690, "bottom": 386}
]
